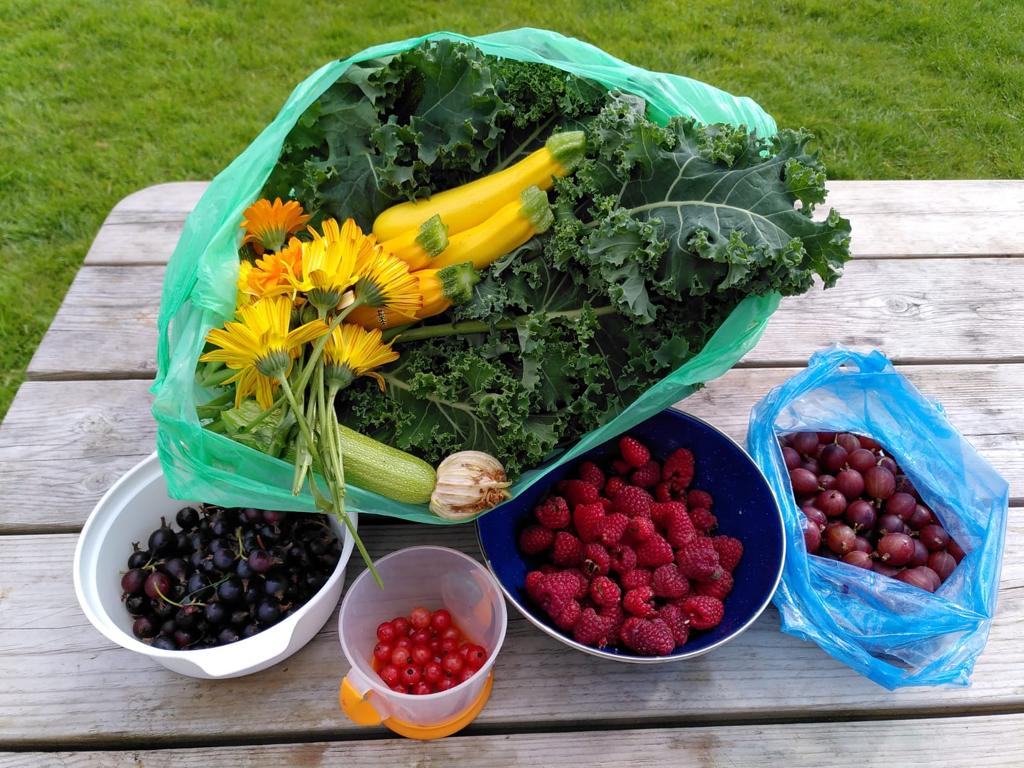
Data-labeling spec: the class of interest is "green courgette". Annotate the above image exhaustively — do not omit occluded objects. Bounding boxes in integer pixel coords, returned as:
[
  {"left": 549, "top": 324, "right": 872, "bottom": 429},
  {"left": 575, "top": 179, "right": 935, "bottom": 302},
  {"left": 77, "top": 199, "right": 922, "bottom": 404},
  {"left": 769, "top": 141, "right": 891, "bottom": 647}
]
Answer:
[{"left": 336, "top": 424, "right": 436, "bottom": 505}]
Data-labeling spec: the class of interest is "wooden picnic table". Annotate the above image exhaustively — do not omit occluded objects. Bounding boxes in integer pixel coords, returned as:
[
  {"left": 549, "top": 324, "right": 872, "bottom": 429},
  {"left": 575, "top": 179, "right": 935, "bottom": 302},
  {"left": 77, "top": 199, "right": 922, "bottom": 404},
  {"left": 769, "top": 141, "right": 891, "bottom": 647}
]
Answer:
[{"left": 1, "top": 180, "right": 1023, "bottom": 766}]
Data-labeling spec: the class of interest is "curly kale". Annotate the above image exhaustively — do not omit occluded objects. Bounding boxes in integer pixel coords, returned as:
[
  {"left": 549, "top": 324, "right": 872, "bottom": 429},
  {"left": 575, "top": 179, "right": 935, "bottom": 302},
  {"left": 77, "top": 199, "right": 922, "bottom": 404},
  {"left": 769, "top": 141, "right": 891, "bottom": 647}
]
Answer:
[{"left": 275, "top": 41, "right": 852, "bottom": 477}]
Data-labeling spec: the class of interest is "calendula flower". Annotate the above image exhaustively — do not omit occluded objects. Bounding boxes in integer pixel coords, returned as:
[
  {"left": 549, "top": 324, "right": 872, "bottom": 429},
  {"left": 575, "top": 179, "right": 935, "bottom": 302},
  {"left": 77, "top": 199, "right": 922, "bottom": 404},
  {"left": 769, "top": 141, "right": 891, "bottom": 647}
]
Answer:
[
  {"left": 240, "top": 198, "right": 311, "bottom": 254},
  {"left": 323, "top": 324, "right": 400, "bottom": 391},
  {"left": 353, "top": 243, "right": 422, "bottom": 315},
  {"left": 238, "top": 237, "right": 305, "bottom": 302},
  {"left": 200, "top": 297, "right": 328, "bottom": 408},
  {"left": 294, "top": 232, "right": 363, "bottom": 313}
]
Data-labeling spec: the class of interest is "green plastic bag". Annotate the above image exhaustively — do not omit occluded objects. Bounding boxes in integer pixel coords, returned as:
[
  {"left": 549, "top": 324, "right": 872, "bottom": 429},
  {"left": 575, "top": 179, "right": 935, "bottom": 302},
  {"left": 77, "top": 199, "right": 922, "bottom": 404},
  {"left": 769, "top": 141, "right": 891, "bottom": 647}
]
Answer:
[{"left": 151, "top": 28, "right": 779, "bottom": 524}]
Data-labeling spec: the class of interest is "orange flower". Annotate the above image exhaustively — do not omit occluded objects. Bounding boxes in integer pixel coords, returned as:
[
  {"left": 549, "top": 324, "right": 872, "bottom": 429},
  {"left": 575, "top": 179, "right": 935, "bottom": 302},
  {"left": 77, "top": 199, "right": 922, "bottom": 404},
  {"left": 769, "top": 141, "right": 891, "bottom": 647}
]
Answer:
[
  {"left": 238, "top": 237, "right": 305, "bottom": 302},
  {"left": 240, "top": 198, "right": 311, "bottom": 254}
]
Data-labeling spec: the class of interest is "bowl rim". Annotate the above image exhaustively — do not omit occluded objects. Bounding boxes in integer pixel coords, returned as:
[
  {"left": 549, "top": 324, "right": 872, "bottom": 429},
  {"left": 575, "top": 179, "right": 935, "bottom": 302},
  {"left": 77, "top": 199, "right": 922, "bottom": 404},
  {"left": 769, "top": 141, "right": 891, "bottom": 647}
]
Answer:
[
  {"left": 475, "top": 406, "right": 787, "bottom": 663},
  {"left": 73, "top": 451, "right": 355, "bottom": 663}
]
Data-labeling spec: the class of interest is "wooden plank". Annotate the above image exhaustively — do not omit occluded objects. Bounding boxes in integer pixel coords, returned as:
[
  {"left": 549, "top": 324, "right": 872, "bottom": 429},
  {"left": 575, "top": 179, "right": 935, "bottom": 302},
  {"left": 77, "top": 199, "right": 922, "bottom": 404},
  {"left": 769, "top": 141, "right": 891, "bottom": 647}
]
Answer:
[
  {"left": 4, "top": 713, "right": 1022, "bottom": 767},
  {"left": 26, "top": 266, "right": 162, "bottom": 379},
  {"left": 84, "top": 183, "right": 208, "bottom": 266},
  {"left": 3, "top": 364, "right": 1021, "bottom": 533},
  {"left": 815, "top": 180, "right": 1024, "bottom": 258},
  {"left": 25, "top": 258, "right": 1024, "bottom": 380},
  {"left": 0, "top": 380, "right": 155, "bottom": 533},
  {"left": 0, "top": 519, "right": 1021, "bottom": 746},
  {"left": 80, "top": 180, "right": 1024, "bottom": 266}
]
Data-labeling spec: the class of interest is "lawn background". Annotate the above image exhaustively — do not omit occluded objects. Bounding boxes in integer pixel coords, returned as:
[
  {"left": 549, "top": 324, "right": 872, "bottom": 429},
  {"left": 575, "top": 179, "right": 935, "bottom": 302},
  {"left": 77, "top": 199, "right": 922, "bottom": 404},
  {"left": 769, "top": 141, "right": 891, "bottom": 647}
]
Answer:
[{"left": 1, "top": 0, "right": 1022, "bottom": 420}]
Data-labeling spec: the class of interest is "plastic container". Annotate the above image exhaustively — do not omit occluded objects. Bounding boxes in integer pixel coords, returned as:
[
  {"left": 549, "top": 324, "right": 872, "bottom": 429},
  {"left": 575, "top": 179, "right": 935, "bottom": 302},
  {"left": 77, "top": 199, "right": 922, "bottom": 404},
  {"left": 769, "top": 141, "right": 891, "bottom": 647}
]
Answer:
[
  {"left": 477, "top": 408, "right": 785, "bottom": 663},
  {"left": 338, "top": 547, "right": 507, "bottom": 739},
  {"left": 73, "top": 452, "right": 355, "bottom": 679}
]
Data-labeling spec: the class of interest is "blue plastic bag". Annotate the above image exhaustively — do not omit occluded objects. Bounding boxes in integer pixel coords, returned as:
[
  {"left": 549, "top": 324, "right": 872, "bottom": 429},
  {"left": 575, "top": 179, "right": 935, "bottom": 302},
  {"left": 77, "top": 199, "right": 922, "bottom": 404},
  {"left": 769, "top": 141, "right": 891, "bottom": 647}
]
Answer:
[{"left": 748, "top": 347, "right": 1008, "bottom": 688}]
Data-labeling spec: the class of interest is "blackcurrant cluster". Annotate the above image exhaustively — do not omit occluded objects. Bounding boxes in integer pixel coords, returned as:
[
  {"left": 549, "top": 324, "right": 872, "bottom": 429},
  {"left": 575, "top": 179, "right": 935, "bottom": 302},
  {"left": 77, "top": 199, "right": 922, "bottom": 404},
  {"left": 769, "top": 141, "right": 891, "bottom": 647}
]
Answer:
[{"left": 119, "top": 505, "right": 341, "bottom": 650}]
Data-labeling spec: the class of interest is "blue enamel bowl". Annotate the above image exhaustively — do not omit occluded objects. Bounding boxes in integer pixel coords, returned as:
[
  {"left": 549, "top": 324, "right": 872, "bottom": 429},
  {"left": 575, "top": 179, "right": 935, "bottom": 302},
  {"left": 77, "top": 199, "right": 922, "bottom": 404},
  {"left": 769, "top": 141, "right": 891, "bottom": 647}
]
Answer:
[{"left": 477, "top": 408, "right": 786, "bottom": 663}]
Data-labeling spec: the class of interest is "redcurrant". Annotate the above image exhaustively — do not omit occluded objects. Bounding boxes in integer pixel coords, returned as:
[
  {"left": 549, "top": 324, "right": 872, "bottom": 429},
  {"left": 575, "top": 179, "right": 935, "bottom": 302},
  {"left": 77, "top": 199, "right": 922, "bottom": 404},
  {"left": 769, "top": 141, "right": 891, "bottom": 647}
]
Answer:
[
  {"left": 410, "top": 606, "right": 431, "bottom": 630},
  {"left": 423, "top": 662, "right": 444, "bottom": 685},
  {"left": 401, "top": 664, "right": 422, "bottom": 686},
  {"left": 430, "top": 609, "right": 452, "bottom": 633},
  {"left": 441, "top": 652, "right": 464, "bottom": 675},
  {"left": 373, "top": 642, "right": 392, "bottom": 664},
  {"left": 376, "top": 622, "right": 397, "bottom": 643},
  {"left": 378, "top": 664, "right": 400, "bottom": 687},
  {"left": 411, "top": 645, "right": 432, "bottom": 666}
]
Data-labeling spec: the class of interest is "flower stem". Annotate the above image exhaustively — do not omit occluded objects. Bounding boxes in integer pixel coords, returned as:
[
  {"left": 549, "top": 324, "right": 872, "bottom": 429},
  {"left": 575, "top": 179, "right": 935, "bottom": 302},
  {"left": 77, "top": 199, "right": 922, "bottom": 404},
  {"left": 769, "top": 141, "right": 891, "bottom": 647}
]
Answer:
[
  {"left": 387, "top": 305, "right": 617, "bottom": 343},
  {"left": 278, "top": 362, "right": 381, "bottom": 587},
  {"left": 294, "top": 297, "right": 364, "bottom": 394}
]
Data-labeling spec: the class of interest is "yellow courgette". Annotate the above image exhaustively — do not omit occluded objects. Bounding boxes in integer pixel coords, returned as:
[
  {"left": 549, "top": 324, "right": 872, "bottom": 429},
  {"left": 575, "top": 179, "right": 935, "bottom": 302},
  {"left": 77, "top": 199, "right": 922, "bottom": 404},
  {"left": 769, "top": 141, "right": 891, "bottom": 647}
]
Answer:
[
  {"left": 379, "top": 214, "right": 449, "bottom": 271},
  {"left": 372, "top": 131, "right": 585, "bottom": 241},
  {"left": 431, "top": 186, "right": 553, "bottom": 270},
  {"left": 348, "top": 262, "right": 480, "bottom": 331}
]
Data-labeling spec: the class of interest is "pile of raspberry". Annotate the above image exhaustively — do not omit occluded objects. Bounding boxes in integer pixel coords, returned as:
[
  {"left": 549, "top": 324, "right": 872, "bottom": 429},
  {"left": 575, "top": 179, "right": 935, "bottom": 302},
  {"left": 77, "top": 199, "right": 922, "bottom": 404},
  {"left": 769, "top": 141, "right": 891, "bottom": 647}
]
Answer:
[{"left": 518, "top": 436, "right": 744, "bottom": 656}]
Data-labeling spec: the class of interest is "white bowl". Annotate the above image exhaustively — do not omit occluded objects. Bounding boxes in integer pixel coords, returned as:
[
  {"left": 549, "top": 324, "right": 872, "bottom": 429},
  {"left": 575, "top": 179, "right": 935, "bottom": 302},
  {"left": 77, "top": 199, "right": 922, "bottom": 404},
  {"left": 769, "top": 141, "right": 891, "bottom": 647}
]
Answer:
[{"left": 73, "top": 452, "right": 355, "bottom": 679}]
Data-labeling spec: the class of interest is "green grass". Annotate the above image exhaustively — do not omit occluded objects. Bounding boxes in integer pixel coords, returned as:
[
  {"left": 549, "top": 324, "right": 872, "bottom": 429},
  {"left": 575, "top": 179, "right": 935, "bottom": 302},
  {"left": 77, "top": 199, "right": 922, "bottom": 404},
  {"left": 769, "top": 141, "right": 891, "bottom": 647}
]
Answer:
[{"left": 1, "top": 0, "right": 1022, "bottom": 420}]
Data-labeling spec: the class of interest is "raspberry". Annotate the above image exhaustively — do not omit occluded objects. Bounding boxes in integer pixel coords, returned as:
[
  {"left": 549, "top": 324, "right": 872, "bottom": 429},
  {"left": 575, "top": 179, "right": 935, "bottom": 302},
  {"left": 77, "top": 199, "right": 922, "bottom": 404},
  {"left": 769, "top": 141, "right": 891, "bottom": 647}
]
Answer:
[
  {"left": 564, "top": 568, "right": 591, "bottom": 600},
  {"left": 552, "top": 531, "right": 583, "bottom": 567},
  {"left": 687, "top": 489, "right": 713, "bottom": 510},
  {"left": 663, "top": 447, "right": 695, "bottom": 491},
  {"left": 599, "top": 602, "right": 625, "bottom": 639},
  {"left": 525, "top": 570, "right": 546, "bottom": 603},
  {"left": 630, "top": 459, "right": 662, "bottom": 489},
  {"left": 612, "top": 458, "right": 633, "bottom": 476},
  {"left": 681, "top": 595, "right": 724, "bottom": 630},
  {"left": 618, "top": 436, "right": 651, "bottom": 468},
  {"left": 518, "top": 525, "right": 554, "bottom": 555},
  {"left": 562, "top": 479, "right": 600, "bottom": 508},
  {"left": 596, "top": 513, "right": 629, "bottom": 547},
  {"left": 619, "top": 567, "right": 653, "bottom": 590},
  {"left": 654, "top": 481, "right": 673, "bottom": 503},
  {"left": 689, "top": 507, "right": 718, "bottom": 534},
  {"left": 536, "top": 572, "right": 578, "bottom": 613},
  {"left": 627, "top": 516, "right": 656, "bottom": 544},
  {"left": 623, "top": 586, "right": 658, "bottom": 618},
  {"left": 609, "top": 543, "right": 638, "bottom": 574},
  {"left": 675, "top": 538, "right": 722, "bottom": 580},
  {"left": 589, "top": 575, "right": 621, "bottom": 607},
  {"left": 604, "top": 476, "right": 626, "bottom": 497},
  {"left": 573, "top": 607, "right": 615, "bottom": 647},
  {"left": 582, "top": 542, "right": 611, "bottom": 577},
  {"left": 712, "top": 536, "right": 744, "bottom": 572},
  {"left": 664, "top": 504, "right": 697, "bottom": 548},
  {"left": 552, "top": 598, "right": 582, "bottom": 631},
  {"left": 619, "top": 616, "right": 643, "bottom": 647},
  {"left": 695, "top": 570, "right": 734, "bottom": 601},
  {"left": 651, "top": 563, "right": 689, "bottom": 599},
  {"left": 577, "top": 461, "right": 605, "bottom": 489},
  {"left": 623, "top": 617, "right": 675, "bottom": 656},
  {"left": 651, "top": 499, "right": 675, "bottom": 528},
  {"left": 612, "top": 486, "right": 653, "bottom": 519},
  {"left": 635, "top": 535, "right": 674, "bottom": 568},
  {"left": 658, "top": 603, "right": 691, "bottom": 646},
  {"left": 599, "top": 497, "right": 613, "bottom": 511},
  {"left": 534, "top": 496, "right": 570, "bottom": 530},
  {"left": 573, "top": 502, "right": 605, "bottom": 543}
]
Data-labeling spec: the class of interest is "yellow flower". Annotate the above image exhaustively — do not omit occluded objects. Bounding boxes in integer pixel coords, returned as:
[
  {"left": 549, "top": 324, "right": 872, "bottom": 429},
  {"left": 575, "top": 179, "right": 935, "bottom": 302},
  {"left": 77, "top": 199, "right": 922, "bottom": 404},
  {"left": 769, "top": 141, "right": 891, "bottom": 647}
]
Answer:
[
  {"left": 238, "top": 237, "right": 305, "bottom": 302},
  {"left": 200, "top": 297, "right": 328, "bottom": 408},
  {"left": 353, "top": 243, "right": 423, "bottom": 315},
  {"left": 240, "top": 198, "right": 311, "bottom": 254},
  {"left": 324, "top": 324, "right": 400, "bottom": 391},
  {"left": 293, "top": 229, "right": 364, "bottom": 312}
]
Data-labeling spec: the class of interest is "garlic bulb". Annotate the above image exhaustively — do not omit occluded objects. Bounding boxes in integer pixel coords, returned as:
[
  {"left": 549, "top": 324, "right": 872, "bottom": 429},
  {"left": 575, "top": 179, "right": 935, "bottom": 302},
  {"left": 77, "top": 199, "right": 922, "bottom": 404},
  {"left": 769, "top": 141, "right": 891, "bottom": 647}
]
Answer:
[{"left": 429, "top": 451, "right": 512, "bottom": 521}]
